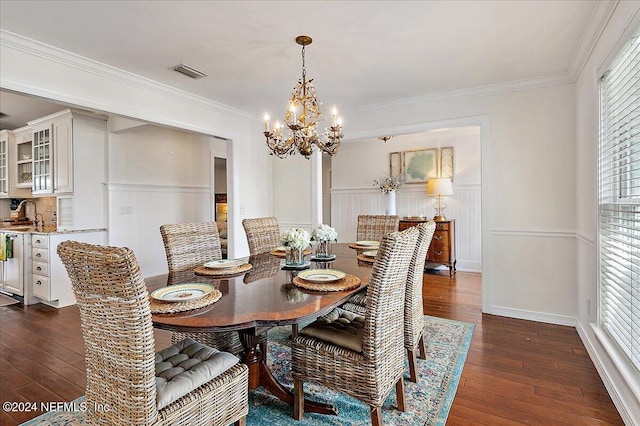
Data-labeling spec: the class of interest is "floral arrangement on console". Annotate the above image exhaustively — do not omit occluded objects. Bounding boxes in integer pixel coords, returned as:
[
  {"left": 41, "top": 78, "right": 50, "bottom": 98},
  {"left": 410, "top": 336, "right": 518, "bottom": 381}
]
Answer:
[
  {"left": 373, "top": 177, "right": 402, "bottom": 193},
  {"left": 281, "top": 228, "right": 311, "bottom": 249},
  {"left": 311, "top": 224, "right": 338, "bottom": 242}
]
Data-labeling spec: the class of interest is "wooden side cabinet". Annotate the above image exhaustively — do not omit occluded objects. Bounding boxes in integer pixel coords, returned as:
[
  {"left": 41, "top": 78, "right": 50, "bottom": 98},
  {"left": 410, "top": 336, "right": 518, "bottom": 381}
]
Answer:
[{"left": 399, "top": 218, "right": 456, "bottom": 276}]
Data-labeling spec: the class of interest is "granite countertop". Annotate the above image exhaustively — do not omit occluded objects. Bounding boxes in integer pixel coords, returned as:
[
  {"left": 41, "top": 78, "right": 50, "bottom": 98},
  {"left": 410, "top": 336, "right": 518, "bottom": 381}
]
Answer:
[{"left": 0, "top": 225, "right": 107, "bottom": 234}]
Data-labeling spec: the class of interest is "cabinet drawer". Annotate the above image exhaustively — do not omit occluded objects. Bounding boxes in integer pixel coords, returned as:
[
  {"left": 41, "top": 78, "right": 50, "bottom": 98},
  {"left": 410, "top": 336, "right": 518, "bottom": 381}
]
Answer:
[
  {"left": 32, "top": 235, "right": 49, "bottom": 248},
  {"left": 32, "top": 274, "right": 50, "bottom": 300},
  {"left": 33, "top": 261, "right": 49, "bottom": 275},
  {"left": 435, "top": 222, "right": 449, "bottom": 231},
  {"left": 32, "top": 248, "right": 49, "bottom": 262},
  {"left": 431, "top": 231, "right": 449, "bottom": 245},
  {"left": 428, "top": 246, "right": 450, "bottom": 262}
]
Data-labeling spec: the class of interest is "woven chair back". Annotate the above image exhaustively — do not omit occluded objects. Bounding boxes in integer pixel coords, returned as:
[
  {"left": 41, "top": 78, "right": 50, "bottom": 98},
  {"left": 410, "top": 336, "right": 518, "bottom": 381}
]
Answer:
[
  {"left": 364, "top": 227, "right": 418, "bottom": 362},
  {"left": 160, "top": 222, "right": 222, "bottom": 272},
  {"left": 404, "top": 221, "right": 436, "bottom": 349},
  {"left": 356, "top": 214, "right": 399, "bottom": 241},
  {"left": 242, "top": 217, "right": 281, "bottom": 255},
  {"left": 57, "top": 241, "right": 157, "bottom": 425}
]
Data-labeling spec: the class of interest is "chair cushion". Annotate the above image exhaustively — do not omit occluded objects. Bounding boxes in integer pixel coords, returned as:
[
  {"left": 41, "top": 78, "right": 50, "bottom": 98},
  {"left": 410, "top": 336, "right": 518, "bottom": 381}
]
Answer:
[
  {"left": 155, "top": 338, "right": 239, "bottom": 409},
  {"left": 300, "top": 308, "right": 365, "bottom": 352}
]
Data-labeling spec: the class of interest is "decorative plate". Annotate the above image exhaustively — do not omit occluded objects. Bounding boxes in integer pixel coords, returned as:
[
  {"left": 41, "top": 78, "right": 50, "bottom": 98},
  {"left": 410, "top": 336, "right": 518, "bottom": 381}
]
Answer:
[
  {"left": 151, "top": 283, "right": 214, "bottom": 302},
  {"left": 355, "top": 240, "right": 379, "bottom": 247},
  {"left": 297, "top": 269, "right": 347, "bottom": 283},
  {"left": 363, "top": 250, "right": 378, "bottom": 258},
  {"left": 203, "top": 259, "right": 245, "bottom": 269}
]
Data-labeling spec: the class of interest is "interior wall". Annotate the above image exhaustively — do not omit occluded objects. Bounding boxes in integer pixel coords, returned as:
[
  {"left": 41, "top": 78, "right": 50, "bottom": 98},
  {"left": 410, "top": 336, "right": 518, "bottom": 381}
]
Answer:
[
  {"left": 331, "top": 128, "right": 481, "bottom": 272},
  {"left": 0, "top": 32, "right": 274, "bottom": 260},
  {"left": 272, "top": 153, "right": 313, "bottom": 232},
  {"left": 214, "top": 158, "right": 227, "bottom": 194},
  {"left": 107, "top": 125, "right": 221, "bottom": 276},
  {"left": 346, "top": 83, "right": 577, "bottom": 325},
  {"left": 574, "top": 2, "right": 640, "bottom": 423}
]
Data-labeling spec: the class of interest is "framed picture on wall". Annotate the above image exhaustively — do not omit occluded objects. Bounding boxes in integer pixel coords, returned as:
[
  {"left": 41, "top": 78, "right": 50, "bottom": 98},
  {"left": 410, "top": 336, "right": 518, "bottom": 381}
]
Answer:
[
  {"left": 440, "top": 146, "right": 454, "bottom": 181},
  {"left": 402, "top": 148, "right": 438, "bottom": 184},
  {"left": 389, "top": 151, "right": 402, "bottom": 181}
]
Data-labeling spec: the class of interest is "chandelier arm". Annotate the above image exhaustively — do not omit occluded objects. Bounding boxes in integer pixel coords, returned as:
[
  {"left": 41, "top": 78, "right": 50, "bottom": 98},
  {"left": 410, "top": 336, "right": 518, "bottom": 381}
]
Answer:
[{"left": 264, "top": 35, "right": 343, "bottom": 159}]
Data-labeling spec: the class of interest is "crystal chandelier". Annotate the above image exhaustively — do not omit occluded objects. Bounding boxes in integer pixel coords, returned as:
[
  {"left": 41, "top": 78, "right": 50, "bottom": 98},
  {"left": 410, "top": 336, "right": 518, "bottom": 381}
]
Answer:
[{"left": 263, "top": 36, "right": 343, "bottom": 159}]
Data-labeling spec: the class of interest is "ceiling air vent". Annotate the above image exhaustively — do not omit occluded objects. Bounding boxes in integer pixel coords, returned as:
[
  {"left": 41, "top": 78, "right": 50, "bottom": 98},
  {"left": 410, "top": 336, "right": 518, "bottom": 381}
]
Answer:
[{"left": 171, "top": 63, "right": 208, "bottom": 79}]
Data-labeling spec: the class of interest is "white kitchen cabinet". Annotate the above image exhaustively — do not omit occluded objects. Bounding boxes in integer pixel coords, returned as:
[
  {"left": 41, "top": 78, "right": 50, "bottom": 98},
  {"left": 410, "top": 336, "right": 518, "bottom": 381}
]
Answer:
[
  {"left": 0, "top": 130, "right": 8, "bottom": 197},
  {"left": 31, "top": 121, "right": 52, "bottom": 195},
  {"left": 27, "top": 109, "right": 107, "bottom": 231},
  {"left": 0, "top": 232, "right": 39, "bottom": 305},
  {"left": 28, "top": 109, "right": 106, "bottom": 197},
  {"left": 0, "top": 128, "right": 35, "bottom": 199},
  {"left": 14, "top": 126, "right": 34, "bottom": 192},
  {"left": 31, "top": 230, "right": 107, "bottom": 307}
]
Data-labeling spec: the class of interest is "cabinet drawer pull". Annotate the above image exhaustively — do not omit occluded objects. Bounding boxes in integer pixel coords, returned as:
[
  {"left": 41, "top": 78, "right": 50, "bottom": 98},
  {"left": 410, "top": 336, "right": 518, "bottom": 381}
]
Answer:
[
  {"left": 435, "top": 250, "right": 443, "bottom": 256},
  {"left": 36, "top": 266, "right": 42, "bottom": 271},
  {"left": 36, "top": 280, "right": 42, "bottom": 286},
  {"left": 433, "top": 235, "right": 443, "bottom": 240},
  {"left": 36, "top": 253, "right": 41, "bottom": 258},
  {"left": 35, "top": 239, "right": 41, "bottom": 244}
]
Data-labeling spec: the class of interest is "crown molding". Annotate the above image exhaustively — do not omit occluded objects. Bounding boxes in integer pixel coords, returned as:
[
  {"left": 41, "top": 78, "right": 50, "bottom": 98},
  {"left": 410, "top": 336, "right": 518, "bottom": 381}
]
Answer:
[
  {"left": 345, "top": 72, "right": 574, "bottom": 117},
  {"left": 0, "top": 29, "right": 255, "bottom": 121},
  {"left": 346, "top": 2, "right": 619, "bottom": 117},
  {"left": 568, "top": 0, "right": 619, "bottom": 80}
]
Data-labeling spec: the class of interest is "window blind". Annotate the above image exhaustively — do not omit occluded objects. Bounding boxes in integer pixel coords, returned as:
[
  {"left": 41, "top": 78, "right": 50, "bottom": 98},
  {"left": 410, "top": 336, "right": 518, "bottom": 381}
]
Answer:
[{"left": 599, "top": 35, "right": 640, "bottom": 371}]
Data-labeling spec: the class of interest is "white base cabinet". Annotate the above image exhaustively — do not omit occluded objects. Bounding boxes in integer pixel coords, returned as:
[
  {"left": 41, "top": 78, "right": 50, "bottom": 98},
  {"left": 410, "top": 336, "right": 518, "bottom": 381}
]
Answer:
[
  {"left": 31, "top": 230, "right": 106, "bottom": 308},
  {"left": 0, "top": 232, "right": 39, "bottom": 305}
]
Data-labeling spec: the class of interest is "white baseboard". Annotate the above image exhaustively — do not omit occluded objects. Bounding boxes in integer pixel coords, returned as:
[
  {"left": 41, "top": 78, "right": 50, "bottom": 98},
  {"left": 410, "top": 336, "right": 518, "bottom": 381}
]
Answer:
[
  {"left": 455, "top": 260, "right": 482, "bottom": 273},
  {"left": 576, "top": 322, "right": 640, "bottom": 425},
  {"left": 488, "top": 305, "right": 577, "bottom": 327}
]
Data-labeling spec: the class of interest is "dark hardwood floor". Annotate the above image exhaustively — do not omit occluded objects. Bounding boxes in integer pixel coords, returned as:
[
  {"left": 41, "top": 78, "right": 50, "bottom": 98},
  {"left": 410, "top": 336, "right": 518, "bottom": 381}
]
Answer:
[{"left": 0, "top": 272, "right": 624, "bottom": 425}]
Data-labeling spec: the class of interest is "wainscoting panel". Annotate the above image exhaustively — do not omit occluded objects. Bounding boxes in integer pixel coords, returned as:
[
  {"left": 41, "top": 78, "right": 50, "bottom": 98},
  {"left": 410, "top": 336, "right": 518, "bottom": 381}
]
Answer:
[
  {"left": 107, "top": 183, "right": 212, "bottom": 277},
  {"left": 331, "top": 183, "right": 481, "bottom": 272}
]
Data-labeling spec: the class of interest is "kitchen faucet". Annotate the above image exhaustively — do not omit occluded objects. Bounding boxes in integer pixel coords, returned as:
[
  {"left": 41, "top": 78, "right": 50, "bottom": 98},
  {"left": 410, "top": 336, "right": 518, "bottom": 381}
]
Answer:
[{"left": 16, "top": 199, "right": 42, "bottom": 226}]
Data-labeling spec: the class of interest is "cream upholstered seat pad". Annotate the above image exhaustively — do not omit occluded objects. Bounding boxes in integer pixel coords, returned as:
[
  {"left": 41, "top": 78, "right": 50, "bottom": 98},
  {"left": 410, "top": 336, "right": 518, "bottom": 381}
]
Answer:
[
  {"left": 299, "top": 308, "right": 365, "bottom": 353},
  {"left": 155, "top": 338, "right": 239, "bottom": 409}
]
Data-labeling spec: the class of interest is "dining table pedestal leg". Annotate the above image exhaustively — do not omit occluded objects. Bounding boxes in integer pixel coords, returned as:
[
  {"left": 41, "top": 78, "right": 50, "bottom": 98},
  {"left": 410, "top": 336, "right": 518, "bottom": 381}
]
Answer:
[{"left": 237, "top": 327, "right": 338, "bottom": 415}]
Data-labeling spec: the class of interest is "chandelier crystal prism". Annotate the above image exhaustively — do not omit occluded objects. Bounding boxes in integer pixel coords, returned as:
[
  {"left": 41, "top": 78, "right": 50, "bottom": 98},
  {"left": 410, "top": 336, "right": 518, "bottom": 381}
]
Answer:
[{"left": 263, "top": 35, "right": 343, "bottom": 159}]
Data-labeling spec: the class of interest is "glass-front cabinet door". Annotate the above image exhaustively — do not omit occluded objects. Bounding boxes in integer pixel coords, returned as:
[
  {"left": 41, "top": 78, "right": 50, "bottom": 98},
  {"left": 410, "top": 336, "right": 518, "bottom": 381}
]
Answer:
[
  {"left": 0, "top": 132, "right": 8, "bottom": 196},
  {"left": 32, "top": 124, "right": 52, "bottom": 194}
]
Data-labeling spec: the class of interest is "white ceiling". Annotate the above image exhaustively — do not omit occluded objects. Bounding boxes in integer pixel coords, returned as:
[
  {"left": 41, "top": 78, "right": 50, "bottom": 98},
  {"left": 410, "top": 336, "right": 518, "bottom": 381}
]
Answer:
[{"left": 0, "top": 0, "right": 603, "bottom": 130}]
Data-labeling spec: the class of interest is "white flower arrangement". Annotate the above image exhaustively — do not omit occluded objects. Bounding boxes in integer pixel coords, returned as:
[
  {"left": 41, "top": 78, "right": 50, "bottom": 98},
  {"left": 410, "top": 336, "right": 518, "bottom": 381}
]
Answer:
[
  {"left": 374, "top": 177, "right": 402, "bottom": 194},
  {"left": 281, "top": 227, "right": 311, "bottom": 249},
  {"left": 311, "top": 224, "right": 338, "bottom": 242}
]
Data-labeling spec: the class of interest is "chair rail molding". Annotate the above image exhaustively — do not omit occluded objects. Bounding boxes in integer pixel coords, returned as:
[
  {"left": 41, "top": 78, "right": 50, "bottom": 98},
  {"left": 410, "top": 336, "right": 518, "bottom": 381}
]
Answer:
[{"left": 331, "top": 183, "right": 481, "bottom": 272}]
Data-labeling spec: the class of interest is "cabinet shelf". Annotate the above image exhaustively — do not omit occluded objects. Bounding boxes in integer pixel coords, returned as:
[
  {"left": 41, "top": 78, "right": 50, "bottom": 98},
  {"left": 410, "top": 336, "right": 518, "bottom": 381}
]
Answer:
[{"left": 17, "top": 159, "right": 32, "bottom": 165}]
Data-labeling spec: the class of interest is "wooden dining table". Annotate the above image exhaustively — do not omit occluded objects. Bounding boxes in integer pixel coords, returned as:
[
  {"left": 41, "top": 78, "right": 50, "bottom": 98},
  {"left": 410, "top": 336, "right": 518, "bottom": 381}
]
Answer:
[{"left": 148, "top": 242, "right": 374, "bottom": 415}]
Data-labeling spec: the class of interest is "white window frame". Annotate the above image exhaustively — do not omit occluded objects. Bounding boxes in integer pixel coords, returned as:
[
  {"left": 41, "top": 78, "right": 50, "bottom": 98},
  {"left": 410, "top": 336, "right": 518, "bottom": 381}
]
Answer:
[{"left": 597, "top": 34, "right": 640, "bottom": 380}]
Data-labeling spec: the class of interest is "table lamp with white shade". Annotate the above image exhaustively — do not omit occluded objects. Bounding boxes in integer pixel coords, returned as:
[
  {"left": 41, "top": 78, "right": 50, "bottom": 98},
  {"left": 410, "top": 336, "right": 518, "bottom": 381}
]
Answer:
[{"left": 426, "top": 178, "right": 453, "bottom": 221}]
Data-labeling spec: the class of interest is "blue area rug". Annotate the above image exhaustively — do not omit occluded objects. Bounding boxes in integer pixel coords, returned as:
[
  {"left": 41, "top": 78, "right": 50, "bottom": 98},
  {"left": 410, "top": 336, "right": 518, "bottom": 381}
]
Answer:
[{"left": 21, "top": 316, "right": 474, "bottom": 426}]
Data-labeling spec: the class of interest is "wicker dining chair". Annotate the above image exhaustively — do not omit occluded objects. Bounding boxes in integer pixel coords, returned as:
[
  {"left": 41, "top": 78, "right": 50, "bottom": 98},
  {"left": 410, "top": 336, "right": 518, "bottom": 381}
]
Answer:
[
  {"left": 341, "top": 222, "right": 436, "bottom": 383},
  {"left": 160, "top": 222, "right": 243, "bottom": 355},
  {"left": 242, "top": 217, "right": 281, "bottom": 255},
  {"left": 403, "top": 221, "right": 436, "bottom": 382},
  {"left": 292, "top": 227, "right": 418, "bottom": 425},
  {"left": 356, "top": 214, "right": 399, "bottom": 241},
  {"left": 57, "top": 241, "right": 249, "bottom": 426}
]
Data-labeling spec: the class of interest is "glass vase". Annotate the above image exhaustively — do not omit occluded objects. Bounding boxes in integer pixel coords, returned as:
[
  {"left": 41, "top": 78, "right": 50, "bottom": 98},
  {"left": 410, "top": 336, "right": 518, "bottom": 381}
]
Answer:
[
  {"left": 315, "top": 240, "right": 332, "bottom": 259},
  {"left": 285, "top": 246, "right": 305, "bottom": 266}
]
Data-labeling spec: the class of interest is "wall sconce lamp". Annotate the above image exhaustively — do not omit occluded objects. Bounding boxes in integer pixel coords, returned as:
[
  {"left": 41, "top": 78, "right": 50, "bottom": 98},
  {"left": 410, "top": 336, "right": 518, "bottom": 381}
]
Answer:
[{"left": 426, "top": 178, "right": 453, "bottom": 221}]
